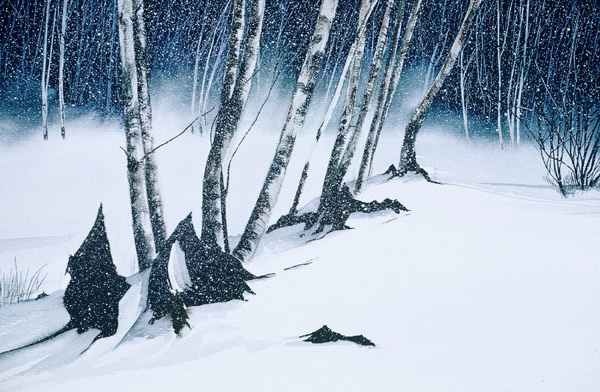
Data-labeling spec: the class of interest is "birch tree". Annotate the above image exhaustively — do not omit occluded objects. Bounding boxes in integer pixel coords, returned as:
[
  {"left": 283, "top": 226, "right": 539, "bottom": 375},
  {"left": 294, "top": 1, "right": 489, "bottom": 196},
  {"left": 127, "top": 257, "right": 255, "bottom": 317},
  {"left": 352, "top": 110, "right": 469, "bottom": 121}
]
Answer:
[
  {"left": 355, "top": 0, "right": 422, "bottom": 192},
  {"left": 496, "top": 0, "right": 506, "bottom": 149},
  {"left": 330, "top": 0, "right": 399, "bottom": 197},
  {"left": 190, "top": 0, "right": 213, "bottom": 127},
  {"left": 459, "top": 47, "right": 475, "bottom": 144},
  {"left": 233, "top": 0, "right": 339, "bottom": 262},
  {"left": 201, "top": 0, "right": 265, "bottom": 250},
  {"left": 132, "top": 0, "right": 167, "bottom": 255},
  {"left": 58, "top": 0, "right": 67, "bottom": 138},
  {"left": 515, "top": 0, "right": 531, "bottom": 148},
  {"left": 319, "top": 0, "right": 373, "bottom": 208},
  {"left": 190, "top": 0, "right": 230, "bottom": 132},
  {"left": 396, "top": 0, "right": 484, "bottom": 178},
  {"left": 118, "top": 0, "right": 155, "bottom": 270},
  {"left": 287, "top": 0, "right": 380, "bottom": 215},
  {"left": 41, "top": 0, "right": 56, "bottom": 140}
]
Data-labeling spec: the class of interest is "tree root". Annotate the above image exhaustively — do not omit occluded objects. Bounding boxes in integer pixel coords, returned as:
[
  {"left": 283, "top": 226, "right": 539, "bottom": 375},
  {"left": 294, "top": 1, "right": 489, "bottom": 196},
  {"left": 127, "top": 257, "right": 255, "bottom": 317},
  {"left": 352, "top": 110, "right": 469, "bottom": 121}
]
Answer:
[
  {"left": 267, "top": 212, "right": 318, "bottom": 234},
  {"left": 268, "top": 184, "right": 408, "bottom": 236},
  {"left": 385, "top": 164, "right": 440, "bottom": 184}
]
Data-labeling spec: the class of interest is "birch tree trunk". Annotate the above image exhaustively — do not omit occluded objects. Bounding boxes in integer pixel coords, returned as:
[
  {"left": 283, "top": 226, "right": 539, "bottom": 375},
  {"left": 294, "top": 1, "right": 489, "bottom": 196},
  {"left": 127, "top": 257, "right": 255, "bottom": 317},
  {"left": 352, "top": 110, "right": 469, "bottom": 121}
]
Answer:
[
  {"left": 132, "top": 0, "right": 168, "bottom": 255},
  {"left": 58, "top": 0, "right": 67, "bottom": 139},
  {"left": 506, "top": 1, "right": 520, "bottom": 149},
  {"left": 459, "top": 49, "right": 471, "bottom": 144},
  {"left": 288, "top": 0, "right": 379, "bottom": 215},
  {"left": 515, "top": 0, "right": 530, "bottom": 148},
  {"left": 190, "top": 0, "right": 211, "bottom": 127},
  {"left": 397, "top": 0, "right": 484, "bottom": 176},
  {"left": 107, "top": 4, "right": 117, "bottom": 111},
  {"left": 118, "top": 0, "right": 155, "bottom": 270},
  {"left": 201, "top": 0, "right": 246, "bottom": 250},
  {"left": 191, "top": 36, "right": 202, "bottom": 129},
  {"left": 200, "top": 13, "right": 229, "bottom": 131},
  {"left": 41, "top": 0, "right": 52, "bottom": 140},
  {"left": 355, "top": 0, "right": 422, "bottom": 193},
  {"left": 201, "top": 0, "right": 264, "bottom": 249},
  {"left": 333, "top": 0, "right": 397, "bottom": 196},
  {"left": 233, "top": 0, "right": 338, "bottom": 262},
  {"left": 496, "top": 0, "right": 504, "bottom": 149},
  {"left": 319, "top": 0, "right": 372, "bottom": 208}
]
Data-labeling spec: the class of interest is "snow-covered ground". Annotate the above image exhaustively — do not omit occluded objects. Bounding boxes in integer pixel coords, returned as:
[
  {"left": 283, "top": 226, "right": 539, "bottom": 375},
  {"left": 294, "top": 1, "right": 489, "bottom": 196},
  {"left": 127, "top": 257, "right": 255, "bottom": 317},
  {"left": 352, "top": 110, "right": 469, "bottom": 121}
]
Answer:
[{"left": 1, "top": 104, "right": 599, "bottom": 391}]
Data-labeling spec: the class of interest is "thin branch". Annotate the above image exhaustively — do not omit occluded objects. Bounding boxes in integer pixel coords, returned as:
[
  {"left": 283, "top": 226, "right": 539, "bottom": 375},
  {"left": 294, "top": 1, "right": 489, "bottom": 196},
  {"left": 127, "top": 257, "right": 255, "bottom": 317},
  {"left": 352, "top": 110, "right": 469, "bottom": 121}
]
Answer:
[{"left": 144, "top": 106, "right": 216, "bottom": 158}]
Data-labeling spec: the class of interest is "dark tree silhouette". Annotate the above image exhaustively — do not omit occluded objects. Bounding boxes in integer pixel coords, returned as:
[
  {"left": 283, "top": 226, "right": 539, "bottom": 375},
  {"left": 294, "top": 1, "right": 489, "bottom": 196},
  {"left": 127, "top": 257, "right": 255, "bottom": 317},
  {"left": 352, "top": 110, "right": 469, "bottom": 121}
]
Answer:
[
  {"left": 148, "top": 214, "right": 255, "bottom": 333},
  {"left": 63, "top": 205, "right": 131, "bottom": 338}
]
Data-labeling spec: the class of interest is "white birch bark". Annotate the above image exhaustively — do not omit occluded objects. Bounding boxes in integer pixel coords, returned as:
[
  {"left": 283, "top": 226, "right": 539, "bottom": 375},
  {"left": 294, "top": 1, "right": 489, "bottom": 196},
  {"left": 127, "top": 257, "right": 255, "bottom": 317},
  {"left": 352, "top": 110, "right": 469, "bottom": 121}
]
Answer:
[
  {"left": 515, "top": 0, "right": 530, "bottom": 148},
  {"left": 200, "top": 14, "right": 229, "bottom": 130},
  {"left": 496, "top": 0, "right": 504, "bottom": 149},
  {"left": 58, "top": 0, "right": 67, "bottom": 139},
  {"left": 399, "top": 0, "right": 484, "bottom": 173},
  {"left": 335, "top": 0, "right": 397, "bottom": 194},
  {"left": 118, "top": 0, "right": 155, "bottom": 270},
  {"left": 190, "top": 1, "right": 211, "bottom": 123},
  {"left": 460, "top": 49, "right": 471, "bottom": 144},
  {"left": 191, "top": 38, "right": 202, "bottom": 121},
  {"left": 355, "top": 0, "right": 421, "bottom": 192},
  {"left": 320, "top": 0, "right": 372, "bottom": 206},
  {"left": 132, "top": 0, "right": 168, "bottom": 254},
  {"left": 233, "top": 0, "right": 338, "bottom": 262},
  {"left": 201, "top": 40, "right": 227, "bottom": 130},
  {"left": 506, "top": 1, "right": 520, "bottom": 149},
  {"left": 107, "top": 6, "right": 117, "bottom": 111},
  {"left": 201, "top": 0, "right": 264, "bottom": 249},
  {"left": 288, "top": 0, "right": 379, "bottom": 214},
  {"left": 41, "top": 0, "right": 52, "bottom": 140},
  {"left": 201, "top": 0, "right": 246, "bottom": 249}
]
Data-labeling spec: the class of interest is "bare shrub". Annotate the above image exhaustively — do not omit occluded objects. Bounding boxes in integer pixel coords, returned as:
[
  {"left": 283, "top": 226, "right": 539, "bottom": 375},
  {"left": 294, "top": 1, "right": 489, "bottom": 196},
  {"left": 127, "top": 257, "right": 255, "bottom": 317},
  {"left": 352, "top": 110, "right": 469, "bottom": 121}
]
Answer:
[{"left": 528, "top": 96, "right": 600, "bottom": 196}]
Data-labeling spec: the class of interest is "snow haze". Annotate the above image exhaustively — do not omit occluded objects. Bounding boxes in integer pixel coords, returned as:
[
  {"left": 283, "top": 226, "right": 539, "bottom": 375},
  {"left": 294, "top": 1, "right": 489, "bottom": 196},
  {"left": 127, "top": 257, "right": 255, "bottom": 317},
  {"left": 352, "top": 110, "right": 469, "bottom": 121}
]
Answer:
[{"left": 1, "top": 95, "right": 599, "bottom": 391}]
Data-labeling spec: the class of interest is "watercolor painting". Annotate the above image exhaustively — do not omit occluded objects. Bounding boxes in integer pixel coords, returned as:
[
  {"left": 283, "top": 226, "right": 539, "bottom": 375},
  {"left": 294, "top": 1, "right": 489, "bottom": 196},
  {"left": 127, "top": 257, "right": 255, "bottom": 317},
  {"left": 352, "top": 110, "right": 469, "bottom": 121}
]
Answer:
[{"left": 1, "top": 0, "right": 599, "bottom": 390}]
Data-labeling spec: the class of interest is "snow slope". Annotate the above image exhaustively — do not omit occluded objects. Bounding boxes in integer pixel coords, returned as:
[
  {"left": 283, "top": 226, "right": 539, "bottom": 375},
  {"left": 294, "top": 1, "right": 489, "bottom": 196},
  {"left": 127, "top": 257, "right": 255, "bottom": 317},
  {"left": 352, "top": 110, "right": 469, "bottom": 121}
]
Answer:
[{"left": 1, "top": 110, "right": 600, "bottom": 391}]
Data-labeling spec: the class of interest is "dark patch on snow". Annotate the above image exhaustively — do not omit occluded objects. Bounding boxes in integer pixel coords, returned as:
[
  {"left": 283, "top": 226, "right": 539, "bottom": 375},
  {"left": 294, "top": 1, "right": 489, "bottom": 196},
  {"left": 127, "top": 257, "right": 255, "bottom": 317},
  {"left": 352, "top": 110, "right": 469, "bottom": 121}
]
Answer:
[
  {"left": 300, "top": 325, "right": 375, "bottom": 346},
  {"left": 148, "top": 213, "right": 254, "bottom": 334}
]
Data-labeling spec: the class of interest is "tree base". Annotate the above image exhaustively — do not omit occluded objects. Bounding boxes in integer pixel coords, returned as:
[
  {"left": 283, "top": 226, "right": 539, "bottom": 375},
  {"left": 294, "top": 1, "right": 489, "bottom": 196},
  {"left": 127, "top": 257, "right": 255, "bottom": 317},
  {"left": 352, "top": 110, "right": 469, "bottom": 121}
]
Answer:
[
  {"left": 386, "top": 163, "right": 440, "bottom": 184},
  {"left": 148, "top": 214, "right": 255, "bottom": 334},
  {"left": 268, "top": 184, "right": 408, "bottom": 236},
  {"left": 64, "top": 205, "right": 130, "bottom": 338}
]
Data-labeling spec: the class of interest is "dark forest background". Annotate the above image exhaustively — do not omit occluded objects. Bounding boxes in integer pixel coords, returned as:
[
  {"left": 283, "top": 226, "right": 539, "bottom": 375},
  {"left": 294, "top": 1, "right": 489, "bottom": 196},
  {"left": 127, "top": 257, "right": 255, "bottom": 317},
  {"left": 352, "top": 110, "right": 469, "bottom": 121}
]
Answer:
[{"left": 0, "top": 0, "right": 598, "bottom": 136}]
